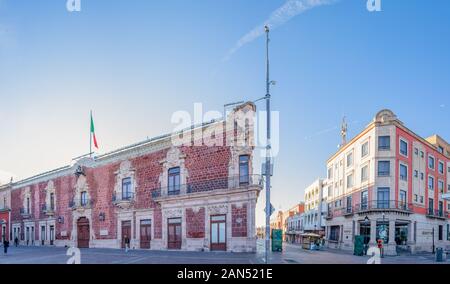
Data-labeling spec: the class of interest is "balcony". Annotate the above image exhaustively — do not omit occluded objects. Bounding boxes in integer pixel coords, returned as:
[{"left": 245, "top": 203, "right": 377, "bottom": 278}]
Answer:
[
  {"left": 20, "top": 207, "right": 31, "bottom": 218},
  {"left": 69, "top": 199, "right": 93, "bottom": 211},
  {"left": 112, "top": 192, "right": 135, "bottom": 209},
  {"left": 426, "top": 209, "right": 448, "bottom": 220},
  {"left": 343, "top": 206, "right": 354, "bottom": 216},
  {"left": 41, "top": 204, "right": 55, "bottom": 216},
  {"left": 151, "top": 174, "right": 263, "bottom": 201},
  {"left": 354, "top": 201, "right": 412, "bottom": 214},
  {"left": 325, "top": 211, "right": 333, "bottom": 220}
]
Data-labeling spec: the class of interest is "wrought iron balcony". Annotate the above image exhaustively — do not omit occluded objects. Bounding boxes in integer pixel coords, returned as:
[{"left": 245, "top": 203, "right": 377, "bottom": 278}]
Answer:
[
  {"left": 151, "top": 174, "right": 263, "bottom": 200},
  {"left": 20, "top": 207, "right": 31, "bottom": 218},
  {"left": 112, "top": 192, "right": 135, "bottom": 209},
  {"left": 112, "top": 192, "right": 135, "bottom": 203},
  {"left": 69, "top": 198, "right": 93, "bottom": 209},
  {"left": 426, "top": 209, "right": 448, "bottom": 219},
  {"left": 41, "top": 204, "right": 55, "bottom": 216},
  {"left": 354, "top": 200, "right": 412, "bottom": 214}
]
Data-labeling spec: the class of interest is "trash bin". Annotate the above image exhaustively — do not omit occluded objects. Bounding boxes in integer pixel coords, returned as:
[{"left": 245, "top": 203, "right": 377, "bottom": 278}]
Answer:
[{"left": 435, "top": 247, "right": 444, "bottom": 262}]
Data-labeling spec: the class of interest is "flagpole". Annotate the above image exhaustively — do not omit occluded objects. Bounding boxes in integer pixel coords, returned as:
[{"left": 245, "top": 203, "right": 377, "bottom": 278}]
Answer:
[{"left": 90, "top": 110, "right": 92, "bottom": 157}]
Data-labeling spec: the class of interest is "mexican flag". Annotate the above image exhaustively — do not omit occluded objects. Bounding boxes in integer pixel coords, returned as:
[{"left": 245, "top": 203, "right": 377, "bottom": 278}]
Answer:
[{"left": 91, "top": 112, "right": 99, "bottom": 149}]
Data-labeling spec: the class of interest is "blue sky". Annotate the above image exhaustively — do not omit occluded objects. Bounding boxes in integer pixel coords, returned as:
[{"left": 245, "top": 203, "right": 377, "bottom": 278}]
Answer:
[{"left": 1, "top": 0, "right": 449, "bottom": 225}]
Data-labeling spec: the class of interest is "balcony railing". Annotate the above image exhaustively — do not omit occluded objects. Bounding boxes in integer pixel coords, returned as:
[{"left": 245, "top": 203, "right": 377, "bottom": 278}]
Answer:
[
  {"left": 20, "top": 207, "right": 31, "bottom": 217},
  {"left": 354, "top": 200, "right": 412, "bottom": 213},
  {"left": 69, "top": 199, "right": 93, "bottom": 209},
  {"left": 41, "top": 204, "right": 55, "bottom": 214},
  {"left": 112, "top": 192, "right": 135, "bottom": 203},
  {"left": 151, "top": 174, "right": 263, "bottom": 199},
  {"left": 426, "top": 209, "right": 447, "bottom": 219}
]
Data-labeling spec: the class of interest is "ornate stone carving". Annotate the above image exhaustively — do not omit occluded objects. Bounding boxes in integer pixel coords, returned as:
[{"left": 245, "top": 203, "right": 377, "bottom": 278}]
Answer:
[{"left": 208, "top": 204, "right": 228, "bottom": 215}]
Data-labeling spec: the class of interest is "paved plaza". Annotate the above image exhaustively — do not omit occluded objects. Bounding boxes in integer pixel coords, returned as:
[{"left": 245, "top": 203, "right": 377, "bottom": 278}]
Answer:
[{"left": 0, "top": 240, "right": 448, "bottom": 264}]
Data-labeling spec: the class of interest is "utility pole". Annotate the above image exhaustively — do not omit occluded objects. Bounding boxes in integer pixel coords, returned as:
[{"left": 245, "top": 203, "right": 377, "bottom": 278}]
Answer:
[{"left": 264, "top": 25, "right": 272, "bottom": 264}]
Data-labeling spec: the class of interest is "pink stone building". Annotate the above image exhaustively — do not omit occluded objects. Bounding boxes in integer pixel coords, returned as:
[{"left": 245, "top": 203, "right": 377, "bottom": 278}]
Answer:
[{"left": 9, "top": 102, "right": 262, "bottom": 252}]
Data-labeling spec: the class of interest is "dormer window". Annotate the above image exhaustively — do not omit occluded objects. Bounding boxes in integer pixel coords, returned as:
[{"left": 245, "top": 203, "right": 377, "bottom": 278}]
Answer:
[
  {"left": 122, "top": 177, "right": 133, "bottom": 200},
  {"left": 168, "top": 167, "right": 181, "bottom": 195}
]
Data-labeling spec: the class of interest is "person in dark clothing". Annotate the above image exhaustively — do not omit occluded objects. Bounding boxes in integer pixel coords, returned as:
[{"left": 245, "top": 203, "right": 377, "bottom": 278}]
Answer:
[
  {"left": 14, "top": 237, "right": 19, "bottom": 247},
  {"left": 124, "top": 235, "right": 130, "bottom": 252},
  {"left": 3, "top": 240, "right": 9, "bottom": 254}
]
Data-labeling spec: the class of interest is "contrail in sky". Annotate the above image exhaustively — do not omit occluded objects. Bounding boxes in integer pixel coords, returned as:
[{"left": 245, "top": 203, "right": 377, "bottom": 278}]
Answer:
[{"left": 223, "top": 0, "right": 338, "bottom": 62}]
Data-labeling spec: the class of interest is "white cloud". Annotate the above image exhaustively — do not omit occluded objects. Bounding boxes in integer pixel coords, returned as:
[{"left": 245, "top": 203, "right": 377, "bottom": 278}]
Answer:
[{"left": 223, "top": 0, "right": 338, "bottom": 61}]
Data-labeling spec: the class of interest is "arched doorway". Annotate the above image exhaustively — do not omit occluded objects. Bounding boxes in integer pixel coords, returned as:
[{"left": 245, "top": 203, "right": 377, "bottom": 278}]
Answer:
[{"left": 77, "top": 217, "right": 90, "bottom": 248}]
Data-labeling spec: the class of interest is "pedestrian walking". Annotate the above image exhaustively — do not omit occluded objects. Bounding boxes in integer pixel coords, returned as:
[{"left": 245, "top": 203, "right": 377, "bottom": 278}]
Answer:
[
  {"left": 14, "top": 237, "right": 19, "bottom": 247},
  {"left": 124, "top": 235, "right": 130, "bottom": 253},
  {"left": 3, "top": 239, "right": 9, "bottom": 254}
]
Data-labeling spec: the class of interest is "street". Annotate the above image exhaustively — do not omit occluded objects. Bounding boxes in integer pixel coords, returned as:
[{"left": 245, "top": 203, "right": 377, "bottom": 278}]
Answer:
[{"left": 0, "top": 240, "right": 447, "bottom": 264}]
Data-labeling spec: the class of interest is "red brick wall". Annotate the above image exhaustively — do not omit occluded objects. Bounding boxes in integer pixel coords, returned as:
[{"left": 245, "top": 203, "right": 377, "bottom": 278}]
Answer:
[
  {"left": 55, "top": 175, "right": 76, "bottom": 240},
  {"left": 153, "top": 205, "right": 162, "bottom": 239},
  {"left": 186, "top": 207, "right": 205, "bottom": 238},
  {"left": 133, "top": 149, "right": 167, "bottom": 210},
  {"left": 86, "top": 165, "right": 118, "bottom": 239},
  {"left": 184, "top": 146, "right": 231, "bottom": 192},
  {"left": 232, "top": 203, "right": 247, "bottom": 237},
  {"left": 9, "top": 142, "right": 234, "bottom": 243}
]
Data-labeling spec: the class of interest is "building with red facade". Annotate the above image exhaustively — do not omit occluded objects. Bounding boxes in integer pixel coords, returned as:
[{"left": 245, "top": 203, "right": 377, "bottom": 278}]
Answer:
[
  {"left": 7, "top": 102, "right": 262, "bottom": 252},
  {"left": 325, "top": 110, "right": 450, "bottom": 255},
  {"left": 0, "top": 183, "right": 11, "bottom": 243}
]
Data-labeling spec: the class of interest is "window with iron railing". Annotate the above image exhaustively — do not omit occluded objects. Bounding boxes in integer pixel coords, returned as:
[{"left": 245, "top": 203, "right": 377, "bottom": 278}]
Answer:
[
  {"left": 377, "top": 188, "right": 390, "bottom": 209},
  {"left": 361, "top": 190, "right": 368, "bottom": 210},
  {"left": 428, "top": 198, "right": 434, "bottom": 215},
  {"left": 122, "top": 177, "right": 133, "bottom": 200},
  {"left": 168, "top": 167, "right": 181, "bottom": 195},
  {"left": 239, "top": 155, "right": 250, "bottom": 185}
]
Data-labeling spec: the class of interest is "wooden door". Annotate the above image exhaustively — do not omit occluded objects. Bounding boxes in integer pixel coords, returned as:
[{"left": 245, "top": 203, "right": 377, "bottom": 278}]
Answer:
[
  {"left": 77, "top": 217, "right": 90, "bottom": 248},
  {"left": 140, "top": 220, "right": 151, "bottom": 249},
  {"left": 210, "top": 215, "right": 227, "bottom": 251},
  {"left": 168, "top": 218, "right": 182, "bottom": 249},
  {"left": 121, "top": 221, "right": 131, "bottom": 249}
]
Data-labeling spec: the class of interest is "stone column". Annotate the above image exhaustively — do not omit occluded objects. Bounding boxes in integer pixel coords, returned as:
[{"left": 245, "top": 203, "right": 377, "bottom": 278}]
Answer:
[
  {"left": 407, "top": 221, "right": 416, "bottom": 254},
  {"left": 385, "top": 219, "right": 397, "bottom": 256},
  {"left": 369, "top": 220, "right": 377, "bottom": 246}
]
